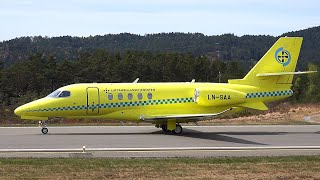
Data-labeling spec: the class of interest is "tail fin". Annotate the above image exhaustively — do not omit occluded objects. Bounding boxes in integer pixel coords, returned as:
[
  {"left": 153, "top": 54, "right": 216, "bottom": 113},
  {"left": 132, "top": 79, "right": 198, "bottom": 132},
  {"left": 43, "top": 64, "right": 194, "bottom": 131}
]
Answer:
[{"left": 229, "top": 37, "right": 303, "bottom": 88}]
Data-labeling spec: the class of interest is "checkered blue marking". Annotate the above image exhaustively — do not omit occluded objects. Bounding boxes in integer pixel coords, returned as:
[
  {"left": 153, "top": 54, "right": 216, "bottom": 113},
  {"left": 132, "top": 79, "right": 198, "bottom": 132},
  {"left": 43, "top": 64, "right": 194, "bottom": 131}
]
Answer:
[
  {"left": 27, "top": 97, "right": 194, "bottom": 112},
  {"left": 246, "top": 90, "right": 293, "bottom": 99}
]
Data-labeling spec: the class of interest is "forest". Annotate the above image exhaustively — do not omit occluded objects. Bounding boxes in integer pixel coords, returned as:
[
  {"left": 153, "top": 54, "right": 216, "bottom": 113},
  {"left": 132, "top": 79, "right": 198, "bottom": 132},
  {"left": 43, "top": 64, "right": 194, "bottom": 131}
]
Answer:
[{"left": 1, "top": 26, "right": 320, "bottom": 66}]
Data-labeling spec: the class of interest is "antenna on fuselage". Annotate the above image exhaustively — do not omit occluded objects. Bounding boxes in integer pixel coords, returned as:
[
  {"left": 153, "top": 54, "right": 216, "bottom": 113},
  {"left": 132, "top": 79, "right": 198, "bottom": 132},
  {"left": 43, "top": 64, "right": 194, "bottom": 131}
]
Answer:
[
  {"left": 133, "top": 78, "right": 139, "bottom": 83},
  {"left": 191, "top": 79, "right": 195, "bottom": 83},
  {"left": 217, "top": 71, "right": 221, "bottom": 83}
]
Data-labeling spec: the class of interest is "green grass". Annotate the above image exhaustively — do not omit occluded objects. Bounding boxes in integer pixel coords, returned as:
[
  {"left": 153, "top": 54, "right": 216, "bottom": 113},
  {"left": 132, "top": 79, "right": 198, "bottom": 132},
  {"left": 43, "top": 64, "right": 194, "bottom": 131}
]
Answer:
[
  {"left": 0, "top": 156, "right": 319, "bottom": 179},
  {"left": 0, "top": 155, "right": 318, "bottom": 165}
]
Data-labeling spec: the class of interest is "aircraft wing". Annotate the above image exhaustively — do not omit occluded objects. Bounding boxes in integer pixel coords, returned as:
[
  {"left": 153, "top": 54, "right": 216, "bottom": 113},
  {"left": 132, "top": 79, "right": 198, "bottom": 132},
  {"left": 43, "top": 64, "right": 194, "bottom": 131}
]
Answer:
[{"left": 140, "top": 108, "right": 232, "bottom": 122}]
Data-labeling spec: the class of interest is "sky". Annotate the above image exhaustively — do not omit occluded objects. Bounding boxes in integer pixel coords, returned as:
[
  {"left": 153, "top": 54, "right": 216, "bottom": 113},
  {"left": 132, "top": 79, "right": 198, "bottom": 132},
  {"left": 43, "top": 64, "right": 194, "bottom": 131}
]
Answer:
[{"left": 0, "top": 0, "right": 320, "bottom": 41}]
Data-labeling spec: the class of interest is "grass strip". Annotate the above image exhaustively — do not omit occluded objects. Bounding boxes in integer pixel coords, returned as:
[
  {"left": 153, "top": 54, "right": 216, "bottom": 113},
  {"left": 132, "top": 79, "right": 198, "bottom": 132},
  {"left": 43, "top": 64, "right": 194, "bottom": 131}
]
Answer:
[{"left": 0, "top": 156, "right": 319, "bottom": 179}]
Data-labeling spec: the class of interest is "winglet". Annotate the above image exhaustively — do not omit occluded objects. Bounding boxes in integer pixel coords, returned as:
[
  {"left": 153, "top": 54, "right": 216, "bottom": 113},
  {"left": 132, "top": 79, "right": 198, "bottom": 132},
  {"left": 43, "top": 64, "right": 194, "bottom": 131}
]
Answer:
[{"left": 133, "top": 78, "right": 139, "bottom": 83}]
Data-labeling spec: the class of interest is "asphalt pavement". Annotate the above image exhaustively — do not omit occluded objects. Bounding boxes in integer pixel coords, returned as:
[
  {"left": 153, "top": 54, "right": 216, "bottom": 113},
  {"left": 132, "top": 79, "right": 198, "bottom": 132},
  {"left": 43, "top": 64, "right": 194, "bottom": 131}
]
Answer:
[{"left": 0, "top": 125, "right": 319, "bottom": 158}]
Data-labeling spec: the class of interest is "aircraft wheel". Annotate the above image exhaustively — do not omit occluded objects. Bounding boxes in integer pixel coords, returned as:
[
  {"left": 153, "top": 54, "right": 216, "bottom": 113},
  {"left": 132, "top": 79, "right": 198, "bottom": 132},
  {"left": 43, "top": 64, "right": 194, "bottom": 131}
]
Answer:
[
  {"left": 161, "top": 124, "right": 170, "bottom": 133},
  {"left": 172, "top": 124, "right": 183, "bottom": 134},
  {"left": 41, "top": 127, "right": 48, "bottom": 134}
]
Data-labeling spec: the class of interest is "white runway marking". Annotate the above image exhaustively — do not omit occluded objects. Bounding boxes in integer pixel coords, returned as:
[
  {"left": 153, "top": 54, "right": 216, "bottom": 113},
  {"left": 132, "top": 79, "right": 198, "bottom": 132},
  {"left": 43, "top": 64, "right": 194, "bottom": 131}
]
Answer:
[{"left": 0, "top": 146, "right": 320, "bottom": 152}]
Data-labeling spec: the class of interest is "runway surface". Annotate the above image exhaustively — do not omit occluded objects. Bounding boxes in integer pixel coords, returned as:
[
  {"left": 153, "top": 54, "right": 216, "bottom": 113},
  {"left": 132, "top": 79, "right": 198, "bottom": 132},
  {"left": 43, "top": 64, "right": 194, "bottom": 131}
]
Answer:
[{"left": 0, "top": 125, "right": 320, "bottom": 158}]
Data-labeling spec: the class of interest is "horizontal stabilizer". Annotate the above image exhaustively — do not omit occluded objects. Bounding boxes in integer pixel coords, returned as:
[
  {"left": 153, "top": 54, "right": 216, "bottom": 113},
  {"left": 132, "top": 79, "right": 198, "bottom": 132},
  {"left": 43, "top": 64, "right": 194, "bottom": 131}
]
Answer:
[
  {"left": 257, "top": 71, "right": 317, "bottom": 77},
  {"left": 238, "top": 102, "right": 268, "bottom": 110}
]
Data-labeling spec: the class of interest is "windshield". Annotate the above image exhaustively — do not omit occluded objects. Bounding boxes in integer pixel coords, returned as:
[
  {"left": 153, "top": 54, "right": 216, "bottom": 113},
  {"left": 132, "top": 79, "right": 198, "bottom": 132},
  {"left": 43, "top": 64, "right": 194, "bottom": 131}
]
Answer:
[
  {"left": 47, "top": 90, "right": 71, "bottom": 98},
  {"left": 47, "top": 90, "right": 61, "bottom": 98},
  {"left": 59, "top": 91, "right": 71, "bottom": 97}
]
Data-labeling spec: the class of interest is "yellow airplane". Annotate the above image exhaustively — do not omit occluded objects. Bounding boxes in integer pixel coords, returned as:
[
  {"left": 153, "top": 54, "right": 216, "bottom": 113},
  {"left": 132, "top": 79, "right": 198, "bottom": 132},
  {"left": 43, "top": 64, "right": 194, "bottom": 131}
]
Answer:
[{"left": 14, "top": 37, "right": 315, "bottom": 134}]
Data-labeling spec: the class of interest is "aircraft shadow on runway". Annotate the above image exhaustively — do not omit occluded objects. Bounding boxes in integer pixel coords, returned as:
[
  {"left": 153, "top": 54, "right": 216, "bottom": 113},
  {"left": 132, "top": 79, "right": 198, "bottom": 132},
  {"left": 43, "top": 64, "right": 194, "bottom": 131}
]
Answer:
[
  {"left": 175, "top": 129, "right": 268, "bottom": 145},
  {"left": 47, "top": 128, "right": 320, "bottom": 146},
  {"left": 177, "top": 129, "right": 320, "bottom": 145}
]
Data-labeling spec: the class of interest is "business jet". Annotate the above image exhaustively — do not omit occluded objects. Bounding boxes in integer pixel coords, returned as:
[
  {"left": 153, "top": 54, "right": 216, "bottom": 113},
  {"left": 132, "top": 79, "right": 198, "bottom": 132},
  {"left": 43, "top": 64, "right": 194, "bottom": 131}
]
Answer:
[{"left": 14, "top": 37, "right": 315, "bottom": 134}]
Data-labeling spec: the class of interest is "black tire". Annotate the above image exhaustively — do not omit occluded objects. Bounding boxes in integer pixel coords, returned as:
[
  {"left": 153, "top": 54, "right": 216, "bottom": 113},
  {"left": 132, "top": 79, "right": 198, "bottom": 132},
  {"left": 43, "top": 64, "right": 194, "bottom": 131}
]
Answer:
[
  {"left": 161, "top": 124, "right": 170, "bottom": 133},
  {"left": 41, "top": 127, "right": 48, "bottom": 134},
  {"left": 172, "top": 124, "right": 183, "bottom": 134}
]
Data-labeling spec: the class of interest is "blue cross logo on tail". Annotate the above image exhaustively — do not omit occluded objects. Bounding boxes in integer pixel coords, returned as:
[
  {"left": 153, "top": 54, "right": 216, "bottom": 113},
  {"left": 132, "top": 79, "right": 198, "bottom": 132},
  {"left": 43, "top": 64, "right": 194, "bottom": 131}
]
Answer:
[{"left": 275, "top": 47, "right": 291, "bottom": 67}]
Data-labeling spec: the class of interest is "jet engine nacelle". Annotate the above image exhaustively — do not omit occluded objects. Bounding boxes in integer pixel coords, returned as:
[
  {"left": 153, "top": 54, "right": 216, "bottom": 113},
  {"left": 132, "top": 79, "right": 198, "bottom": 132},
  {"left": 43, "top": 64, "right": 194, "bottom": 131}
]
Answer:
[{"left": 193, "top": 87, "right": 246, "bottom": 107}]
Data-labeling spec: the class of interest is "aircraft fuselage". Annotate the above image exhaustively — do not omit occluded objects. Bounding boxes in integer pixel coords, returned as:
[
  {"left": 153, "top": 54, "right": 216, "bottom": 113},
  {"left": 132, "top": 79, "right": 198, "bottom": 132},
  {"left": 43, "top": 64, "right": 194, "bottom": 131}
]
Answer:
[{"left": 14, "top": 82, "right": 291, "bottom": 122}]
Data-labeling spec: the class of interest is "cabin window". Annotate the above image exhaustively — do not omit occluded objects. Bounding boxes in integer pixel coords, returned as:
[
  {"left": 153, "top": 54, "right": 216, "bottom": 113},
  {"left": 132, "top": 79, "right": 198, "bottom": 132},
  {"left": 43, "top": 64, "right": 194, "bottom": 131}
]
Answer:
[
  {"left": 108, "top": 93, "right": 113, "bottom": 100},
  {"left": 138, "top": 93, "right": 143, "bottom": 100},
  {"left": 147, "top": 93, "right": 153, "bottom": 99},
  {"left": 118, "top": 93, "right": 123, "bottom": 100},
  {"left": 59, "top": 91, "right": 71, "bottom": 97},
  {"left": 128, "top": 93, "right": 133, "bottom": 100}
]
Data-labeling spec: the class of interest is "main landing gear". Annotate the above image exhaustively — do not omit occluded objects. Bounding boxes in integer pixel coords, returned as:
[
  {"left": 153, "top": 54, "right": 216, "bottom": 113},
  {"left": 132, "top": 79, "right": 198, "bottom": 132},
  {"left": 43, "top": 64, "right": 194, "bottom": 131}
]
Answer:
[
  {"left": 159, "top": 123, "right": 183, "bottom": 134},
  {"left": 39, "top": 120, "right": 48, "bottom": 134},
  {"left": 173, "top": 124, "right": 182, "bottom": 134}
]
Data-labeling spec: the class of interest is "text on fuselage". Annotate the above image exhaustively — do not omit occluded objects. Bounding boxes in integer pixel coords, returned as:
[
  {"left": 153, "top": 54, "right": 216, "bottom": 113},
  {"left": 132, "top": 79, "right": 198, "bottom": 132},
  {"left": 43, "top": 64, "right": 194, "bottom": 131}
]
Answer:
[{"left": 208, "top": 94, "right": 231, "bottom": 100}]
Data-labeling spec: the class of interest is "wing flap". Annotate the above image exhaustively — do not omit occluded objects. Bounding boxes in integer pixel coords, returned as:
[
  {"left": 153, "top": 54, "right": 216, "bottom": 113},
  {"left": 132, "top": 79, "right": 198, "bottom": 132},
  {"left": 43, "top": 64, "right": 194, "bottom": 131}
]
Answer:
[{"left": 140, "top": 108, "right": 232, "bottom": 121}]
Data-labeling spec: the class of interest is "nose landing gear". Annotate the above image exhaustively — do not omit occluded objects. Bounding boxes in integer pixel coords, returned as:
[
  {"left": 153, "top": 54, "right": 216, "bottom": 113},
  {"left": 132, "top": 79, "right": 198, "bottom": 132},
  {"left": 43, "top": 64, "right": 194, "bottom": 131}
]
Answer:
[{"left": 39, "top": 121, "right": 48, "bottom": 134}]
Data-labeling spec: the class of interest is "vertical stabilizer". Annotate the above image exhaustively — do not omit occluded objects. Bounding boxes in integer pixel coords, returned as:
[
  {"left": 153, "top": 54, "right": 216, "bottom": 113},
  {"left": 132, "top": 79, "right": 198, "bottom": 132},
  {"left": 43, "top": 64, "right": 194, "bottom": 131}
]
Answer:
[{"left": 229, "top": 37, "right": 303, "bottom": 88}]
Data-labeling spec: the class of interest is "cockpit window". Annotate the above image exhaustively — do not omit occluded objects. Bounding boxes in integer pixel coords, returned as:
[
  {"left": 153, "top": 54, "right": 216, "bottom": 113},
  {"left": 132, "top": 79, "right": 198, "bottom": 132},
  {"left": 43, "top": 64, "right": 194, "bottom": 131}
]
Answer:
[
  {"left": 47, "top": 90, "right": 61, "bottom": 98},
  {"left": 47, "top": 90, "right": 71, "bottom": 98},
  {"left": 59, "top": 91, "right": 71, "bottom": 97}
]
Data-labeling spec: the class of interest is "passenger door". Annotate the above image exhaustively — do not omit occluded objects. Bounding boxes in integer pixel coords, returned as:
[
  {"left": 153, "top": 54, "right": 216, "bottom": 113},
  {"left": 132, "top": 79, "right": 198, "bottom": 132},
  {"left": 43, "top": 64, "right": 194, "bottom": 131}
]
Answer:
[{"left": 86, "top": 87, "right": 100, "bottom": 114}]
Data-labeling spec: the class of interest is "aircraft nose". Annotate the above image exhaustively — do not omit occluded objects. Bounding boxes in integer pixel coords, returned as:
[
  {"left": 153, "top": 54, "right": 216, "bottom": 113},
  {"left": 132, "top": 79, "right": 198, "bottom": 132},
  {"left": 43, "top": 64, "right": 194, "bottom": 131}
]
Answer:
[{"left": 14, "top": 105, "right": 25, "bottom": 116}]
